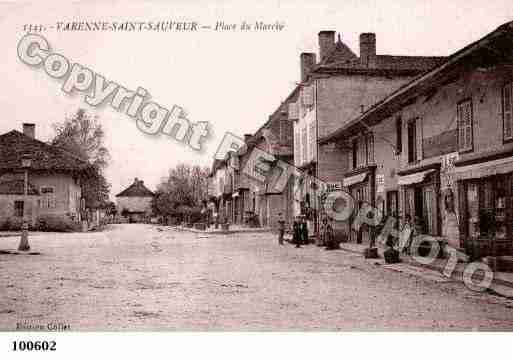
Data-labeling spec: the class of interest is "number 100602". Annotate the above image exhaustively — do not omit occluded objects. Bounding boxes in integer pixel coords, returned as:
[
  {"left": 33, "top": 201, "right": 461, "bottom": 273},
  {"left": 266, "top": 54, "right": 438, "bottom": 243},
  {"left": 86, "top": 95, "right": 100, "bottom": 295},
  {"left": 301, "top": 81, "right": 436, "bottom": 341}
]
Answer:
[{"left": 12, "top": 340, "right": 56, "bottom": 351}]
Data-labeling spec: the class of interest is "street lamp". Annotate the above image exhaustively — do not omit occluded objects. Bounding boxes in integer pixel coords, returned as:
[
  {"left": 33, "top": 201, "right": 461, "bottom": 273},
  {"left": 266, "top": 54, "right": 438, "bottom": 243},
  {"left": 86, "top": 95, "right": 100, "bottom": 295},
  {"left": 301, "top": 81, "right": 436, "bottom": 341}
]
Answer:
[{"left": 18, "top": 153, "right": 32, "bottom": 252}]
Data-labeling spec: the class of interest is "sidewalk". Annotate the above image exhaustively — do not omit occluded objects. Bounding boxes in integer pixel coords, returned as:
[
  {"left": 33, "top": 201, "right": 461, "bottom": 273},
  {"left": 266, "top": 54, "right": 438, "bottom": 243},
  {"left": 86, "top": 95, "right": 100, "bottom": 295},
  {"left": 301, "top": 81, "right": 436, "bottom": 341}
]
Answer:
[
  {"left": 0, "top": 231, "right": 48, "bottom": 238},
  {"left": 171, "top": 224, "right": 273, "bottom": 235},
  {"left": 337, "top": 241, "right": 513, "bottom": 296}
]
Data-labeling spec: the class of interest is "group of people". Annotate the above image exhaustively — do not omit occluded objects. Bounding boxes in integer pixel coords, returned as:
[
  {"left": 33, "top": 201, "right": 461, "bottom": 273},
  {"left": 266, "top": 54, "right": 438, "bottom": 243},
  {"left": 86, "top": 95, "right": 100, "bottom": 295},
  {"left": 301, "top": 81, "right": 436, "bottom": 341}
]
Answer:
[{"left": 277, "top": 213, "right": 338, "bottom": 249}]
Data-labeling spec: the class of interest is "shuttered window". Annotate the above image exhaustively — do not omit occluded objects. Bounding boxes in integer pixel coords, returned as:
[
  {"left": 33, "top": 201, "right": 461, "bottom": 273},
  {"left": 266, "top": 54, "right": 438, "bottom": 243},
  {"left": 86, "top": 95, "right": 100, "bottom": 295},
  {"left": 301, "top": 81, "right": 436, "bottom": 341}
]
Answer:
[
  {"left": 366, "top": 133, "right": 374, "bottom": 164},
  {"left": 294, "top": 131, "right": 300, "bottom": 166},
  {"left": 301, "top": 128, "right": 307, "bottom": 165},
  {"left": 457, "top": 99, "right": 473, "bottom": 152},
  {"left": 407, "top": 120, "right": 417, "bottom": 163},
  {"left": 395, "top": 117, "right": 402, "bottom": 154},
  {"left": 40, "top": 186, "right": 56, "bottom": 209},
  {"left": 416, "top": 118, "right": 423, "bottom": 161},
  {"left": 308, "top": 121, "right": 316, "bottom": 161},
  {"left": 352, "top": 133, "right": 374, "bottom": 169},
  {"left": 503, "top": 83, "right": 513, "bottom": 141}
]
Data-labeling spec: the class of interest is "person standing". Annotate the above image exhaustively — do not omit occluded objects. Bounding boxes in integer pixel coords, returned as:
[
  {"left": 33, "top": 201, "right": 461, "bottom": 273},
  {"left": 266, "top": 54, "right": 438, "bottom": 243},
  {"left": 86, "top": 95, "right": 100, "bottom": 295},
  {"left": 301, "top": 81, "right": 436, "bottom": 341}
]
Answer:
[
  {"left": 319, "top": 217, "right": 328, "bottom": 246},
  {"left": 277, "top": 213, "right": 285, "bottom": 245},
  {"left": 293, "top": 216, "right": 301, "bottom": 248},
  {"left": 301, "top": 215, "right": 309, "bottom": 245}
]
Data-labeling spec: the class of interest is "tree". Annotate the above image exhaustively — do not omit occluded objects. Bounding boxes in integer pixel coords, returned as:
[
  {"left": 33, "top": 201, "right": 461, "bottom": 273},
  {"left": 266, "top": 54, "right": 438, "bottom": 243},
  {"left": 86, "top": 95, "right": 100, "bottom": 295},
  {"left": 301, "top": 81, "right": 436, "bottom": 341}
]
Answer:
[
  {"left": 50, "top": 108, "right": 111, "bottom": 208},
  {"left": 152, "top": 163, "right": 209, "bottom": 220}
]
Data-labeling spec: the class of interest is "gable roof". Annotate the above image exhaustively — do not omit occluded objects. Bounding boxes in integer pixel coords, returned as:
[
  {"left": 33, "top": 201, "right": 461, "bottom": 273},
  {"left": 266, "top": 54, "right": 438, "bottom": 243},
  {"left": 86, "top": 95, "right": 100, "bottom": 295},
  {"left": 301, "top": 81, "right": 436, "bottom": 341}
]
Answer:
[
  {"left": 320, "top": 38, "right": 358, "bottom": 65},
  {"left": 116, "top": 179, "right": 154, "bottom": 197},
  {"left": 319, "top": 21, "right": 513, "bottom": 144},
  {"left": 0, "top": 130, "right": 90, "bottom": 172},
  {"left": 0, "top": 179, "right": 39, "bottom": 195},
  {"left": 313, "top": 36, "right": 446, "bottom": 77}
]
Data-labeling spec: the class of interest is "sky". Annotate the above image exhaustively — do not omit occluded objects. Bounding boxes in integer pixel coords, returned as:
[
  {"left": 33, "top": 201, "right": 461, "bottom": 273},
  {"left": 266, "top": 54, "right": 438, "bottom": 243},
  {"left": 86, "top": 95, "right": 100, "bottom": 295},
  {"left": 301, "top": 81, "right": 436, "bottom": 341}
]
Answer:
[{"left": 1, "top": 0, "right": 512, "bottom": 198}]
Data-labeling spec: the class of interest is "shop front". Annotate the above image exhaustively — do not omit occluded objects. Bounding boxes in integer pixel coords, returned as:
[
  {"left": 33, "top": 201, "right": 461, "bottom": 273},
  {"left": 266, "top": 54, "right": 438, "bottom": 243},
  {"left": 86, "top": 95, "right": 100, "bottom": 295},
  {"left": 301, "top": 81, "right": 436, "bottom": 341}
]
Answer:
[
  {"left": 454, "top": 154, "right": 513, "bottom": 259},
  {"left": 343, "top": 166, "right": 376, "bottom": 244},
  {"left": 398, "top": 165, "right": 441, "bottom": 238}
]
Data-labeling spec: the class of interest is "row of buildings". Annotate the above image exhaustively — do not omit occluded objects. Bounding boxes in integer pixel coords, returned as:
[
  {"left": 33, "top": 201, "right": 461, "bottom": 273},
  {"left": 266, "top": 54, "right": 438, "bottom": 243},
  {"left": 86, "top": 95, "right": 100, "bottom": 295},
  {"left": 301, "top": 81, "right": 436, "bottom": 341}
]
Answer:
[{"left": 207, "top": 21, "right": 513, "bottom": 259}]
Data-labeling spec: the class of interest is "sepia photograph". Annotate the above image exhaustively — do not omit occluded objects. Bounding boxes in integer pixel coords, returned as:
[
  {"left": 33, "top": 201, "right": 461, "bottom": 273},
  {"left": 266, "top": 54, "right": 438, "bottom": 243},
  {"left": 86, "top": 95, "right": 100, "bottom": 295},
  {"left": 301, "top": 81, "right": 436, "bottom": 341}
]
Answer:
[{"left": 1, "top": 0, "right": 513, "bottom": 356}]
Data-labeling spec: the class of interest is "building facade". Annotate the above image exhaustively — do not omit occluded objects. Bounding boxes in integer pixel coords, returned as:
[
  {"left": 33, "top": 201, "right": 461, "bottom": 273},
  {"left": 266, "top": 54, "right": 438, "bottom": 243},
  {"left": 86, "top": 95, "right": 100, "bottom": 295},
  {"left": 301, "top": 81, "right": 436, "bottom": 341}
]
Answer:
[
  {"left": 320, "top": 21, "right": 513, "bottom": 258},
  {"left": 116, "top": 178, "right": 154, "bottom": 223},
  {"left": 0, "top": 124, "right": 88, "bottom": 226},
  {"left": 290, "top": 30, "right": 446, "bottom": 238}
]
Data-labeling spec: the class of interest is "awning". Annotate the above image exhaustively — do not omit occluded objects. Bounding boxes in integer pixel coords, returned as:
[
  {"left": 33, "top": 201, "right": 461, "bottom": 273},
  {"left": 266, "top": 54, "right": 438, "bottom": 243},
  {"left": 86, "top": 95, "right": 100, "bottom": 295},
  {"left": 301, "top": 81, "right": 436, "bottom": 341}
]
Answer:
[
  {"left": 452, "top": 156, "right": 513, "bottom": 180},
  {"left": 343, "top": 173, "right": 368, "bottom": 187},
  {"left": 398, "top": 169, "right": 435, "bottom": 186}
]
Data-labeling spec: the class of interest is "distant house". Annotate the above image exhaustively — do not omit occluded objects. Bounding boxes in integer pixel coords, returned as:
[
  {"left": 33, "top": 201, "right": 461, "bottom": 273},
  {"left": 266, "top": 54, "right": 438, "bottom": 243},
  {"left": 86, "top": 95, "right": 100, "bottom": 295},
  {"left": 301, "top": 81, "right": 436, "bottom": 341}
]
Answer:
[
  {"left": 0, "top": 123, "right": 90, "bottom": 226},
  {"left": 115, "top": 178, "right": 154, "bottom": 223}
]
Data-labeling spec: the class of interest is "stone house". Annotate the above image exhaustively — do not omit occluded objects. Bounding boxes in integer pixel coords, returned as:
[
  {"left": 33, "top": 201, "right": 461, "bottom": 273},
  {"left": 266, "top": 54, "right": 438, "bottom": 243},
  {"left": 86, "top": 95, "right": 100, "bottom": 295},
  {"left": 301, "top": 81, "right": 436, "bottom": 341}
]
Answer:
[
  {"left": 291, "top": 30, "right": 446, "bottom": 238},
  {"left": 0, "top": 123, "right": 89, "bottom": 226},
  {"left": 240, "top": 89, "right": 297, "bottom": 229},
  {"left": 116, "top": 178, "right": 154, "bottom": 223},
  {"left": 319, "top": 21, "right": 513, "bottom": 258}
]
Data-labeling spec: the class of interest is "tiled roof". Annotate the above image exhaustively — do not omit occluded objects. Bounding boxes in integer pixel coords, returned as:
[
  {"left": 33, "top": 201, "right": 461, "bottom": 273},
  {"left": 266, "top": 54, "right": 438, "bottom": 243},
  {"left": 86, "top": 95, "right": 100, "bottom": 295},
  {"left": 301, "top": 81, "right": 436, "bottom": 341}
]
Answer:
[
  {"left": 319, "top": 55, "right": 446, "bottom": 72},
  {"left": 313, "top": 36, "right": 446, "bottom": 75},
  {"left": 0, "top": 130, "right": 89, "bottom": 172},
  {"left": 319, "top": 21, "right": 513, "bottom": 145},
  {"left": 116, "top": 179, "right": 154, "bottom": 197},
  {"left": 0, "top": 179, "right": 39, "bottom": 195}
]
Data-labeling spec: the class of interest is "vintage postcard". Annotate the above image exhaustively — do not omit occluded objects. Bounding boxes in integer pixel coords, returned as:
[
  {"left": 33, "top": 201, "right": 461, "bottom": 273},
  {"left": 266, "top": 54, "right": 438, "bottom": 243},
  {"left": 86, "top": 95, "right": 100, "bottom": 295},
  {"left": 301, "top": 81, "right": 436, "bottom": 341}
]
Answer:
[{"left": 1, "top": 0, "right": 513, "bottom": 356}]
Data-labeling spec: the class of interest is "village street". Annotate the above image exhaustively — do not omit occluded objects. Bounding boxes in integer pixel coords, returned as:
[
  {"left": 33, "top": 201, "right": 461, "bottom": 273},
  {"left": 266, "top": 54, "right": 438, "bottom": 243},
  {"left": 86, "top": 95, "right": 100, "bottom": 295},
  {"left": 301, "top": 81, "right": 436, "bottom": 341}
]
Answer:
[{"left": 1, "top": 224, "right": 513, "bottom": 331}]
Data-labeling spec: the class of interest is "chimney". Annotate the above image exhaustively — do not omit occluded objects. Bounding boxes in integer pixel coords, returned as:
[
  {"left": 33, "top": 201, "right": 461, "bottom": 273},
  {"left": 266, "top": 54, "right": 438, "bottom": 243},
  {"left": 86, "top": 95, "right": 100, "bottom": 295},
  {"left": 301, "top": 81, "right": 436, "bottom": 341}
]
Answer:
[
  {"left": 359, "top": 33, "right": 376, "bottom": 68},
  {"left": 300, "top": 52, "right": 316, "bottom": 82},
  {"left": 244, "top": 134, "right": 252, "bottom": 143},
  {"left": 318, "top": 30, "right": 335, "bottom": 63},
  {"left": 22, "top": 123, "right": 35, "bottom": 139}
]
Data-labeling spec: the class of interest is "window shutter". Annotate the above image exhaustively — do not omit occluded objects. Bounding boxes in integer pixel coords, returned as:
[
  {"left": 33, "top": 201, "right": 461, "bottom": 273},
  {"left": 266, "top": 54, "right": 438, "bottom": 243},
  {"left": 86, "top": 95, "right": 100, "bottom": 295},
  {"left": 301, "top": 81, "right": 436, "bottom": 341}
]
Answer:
[
  {"left": 367, "top": 133, "right": 374, "bottom": 164},
  {"left": 288, "top": 102, "right": 299, "bottom": 120},
  {"left": 457, "top": 100, "right": 473, "bottom": 151},
  {"left": 416, "top": 118, "right": 423, "bottom": 161},
  {"left": 301, "top": 127, "right": 307, "bottom": 165},
  {"left": 504, "top": 84, "right": 513, "bottom": 140},
  {"left": 302, "top": 85, "right": 314, "bottom": 106},
  {"left": 308, "top": 121, "right": 316, "bottom": 161},
  {"left": 294, "top": 131, "right": 300, "bottom": 166}
]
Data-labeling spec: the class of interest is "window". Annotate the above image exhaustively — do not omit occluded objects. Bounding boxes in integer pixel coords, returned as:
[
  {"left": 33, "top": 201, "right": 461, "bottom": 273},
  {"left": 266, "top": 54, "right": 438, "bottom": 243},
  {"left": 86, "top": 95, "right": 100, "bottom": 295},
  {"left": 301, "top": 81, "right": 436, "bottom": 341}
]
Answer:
[
  {"left": 301, "top": 127, "right": 307, "bottom": 165},
  {"left": 464, "top": 176, "right": 509, "bottom": 242},
  {"left": 14, "top": 201, "right": 24, "bottom": 217},
  {"left": 404, "top": 182, "right": 438, "bottom": 236},
  {"left": 40, "top": 186, "right": 56, "bottom": 209},
  {"left": 457, "top": 99, "right": 473, "bottom": 152},
  {"left": 294, "top": 131, "right": 300, "bottom": 166},
  {"left": 366, "top": 133, "right": 374, "bottom": 164},
  {"left": 308, "top": 121, "right": 316, "bottom": 161},
  {"left": 396, "top": 117, "right": 402, "bottom": 154},
  {"left": 503, "top": 83, "right": 513, "bottom": 141},
  {"left": 352, "top": 133, "right": 374, "bottom": 169},
  {"left": 352, "top": 138, "right": 357, "bottom": 169},
  {"left": 407, "top": 120, "right": 417, "bottom": 163}
]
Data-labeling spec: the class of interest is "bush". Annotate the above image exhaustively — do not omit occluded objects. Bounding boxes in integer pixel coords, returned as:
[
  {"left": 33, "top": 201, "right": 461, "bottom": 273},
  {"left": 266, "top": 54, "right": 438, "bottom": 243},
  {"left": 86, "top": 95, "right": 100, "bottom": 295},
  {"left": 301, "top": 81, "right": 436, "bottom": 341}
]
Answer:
[
  {"left": 0, "top": 217, "right": 24, "bottom": 231},
  {"left": 36, "top": 214, "right": 81, "bottom": 232}
]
